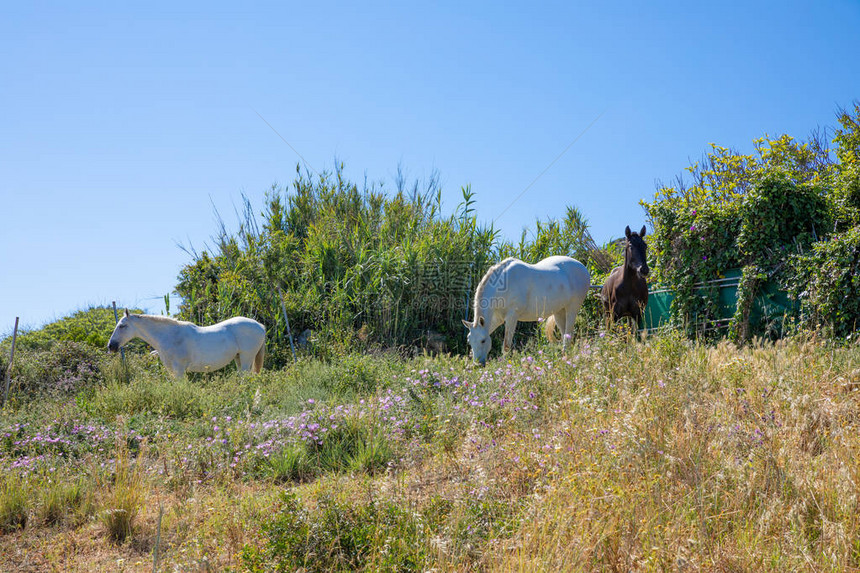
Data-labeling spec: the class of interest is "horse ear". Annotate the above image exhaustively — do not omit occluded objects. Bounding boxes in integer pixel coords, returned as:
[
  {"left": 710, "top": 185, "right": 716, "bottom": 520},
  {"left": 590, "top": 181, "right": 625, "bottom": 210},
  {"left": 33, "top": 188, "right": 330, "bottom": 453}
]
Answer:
[
  {"left": 462, "top": 319, "right": 472, "bottom": 330},
  {"left": 625, "top": 226, "right": 632, "bottom": 239},
  {"left": 124, "top": 308, "right": 129, "bottom": 318},
  {"left": 477, "top": 316, "right": 485, "bottom": 327},
  {"left": 640, "top": 225, "right": 647, "bottom": 237}
]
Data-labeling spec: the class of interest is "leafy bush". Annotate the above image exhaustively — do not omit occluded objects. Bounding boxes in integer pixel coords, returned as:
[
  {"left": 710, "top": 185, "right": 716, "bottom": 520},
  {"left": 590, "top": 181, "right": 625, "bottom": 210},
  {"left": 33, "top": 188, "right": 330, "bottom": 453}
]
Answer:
[
  {"left": 643, "top": 104, "right": 860, "bottom": 340},
  {"left": 790, "top": 225, "right": 860, "bottom": 337}
]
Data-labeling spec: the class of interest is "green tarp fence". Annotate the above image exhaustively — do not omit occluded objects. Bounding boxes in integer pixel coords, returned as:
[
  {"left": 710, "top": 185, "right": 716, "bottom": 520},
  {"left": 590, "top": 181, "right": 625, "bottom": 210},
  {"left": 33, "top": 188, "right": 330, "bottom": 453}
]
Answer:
[{"left": 642, "top": 268, "right": 796, "bottom": 333}]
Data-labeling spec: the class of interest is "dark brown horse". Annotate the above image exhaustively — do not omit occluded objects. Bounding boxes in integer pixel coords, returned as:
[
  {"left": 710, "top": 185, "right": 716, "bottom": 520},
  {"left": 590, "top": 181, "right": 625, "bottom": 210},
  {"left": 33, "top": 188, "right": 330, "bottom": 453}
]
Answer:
[{"left": 601, "top": 225, "right": 649, "bottom": 324}]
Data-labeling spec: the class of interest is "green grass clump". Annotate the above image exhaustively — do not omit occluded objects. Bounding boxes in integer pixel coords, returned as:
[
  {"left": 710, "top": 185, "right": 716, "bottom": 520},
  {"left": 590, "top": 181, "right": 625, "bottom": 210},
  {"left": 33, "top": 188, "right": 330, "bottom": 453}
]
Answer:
[
  {"left": 85, "top": 376, "right": 211, "bottom": 421},
  {"left": 308, "top": 416, "right": 394, "bottom": 474},
  {"left": 260, "top": 445, "right": 312, "bottom": 484},
  {"left": 100, "top": 445, "right": 145, "bottom": 544},
  {"left": 241, "top": 490, "right": 428, "bottom": 573},
  {"left": 39, "top": 475, "right": 95, "bottom": 527},
  {"left": 0, "top": 475, "right": 29, "bottom": 533}
]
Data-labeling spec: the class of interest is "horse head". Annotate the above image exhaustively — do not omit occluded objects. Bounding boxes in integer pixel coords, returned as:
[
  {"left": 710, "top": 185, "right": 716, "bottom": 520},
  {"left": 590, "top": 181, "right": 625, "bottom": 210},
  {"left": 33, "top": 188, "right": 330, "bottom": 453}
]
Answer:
[
  {"left": 462, "top": 316, "right": 491, "bottom": 366},
  {"left": 108, "top": 309, "right": 134, "bottom": 352},
  {"left": 625, "top": 225, "right": 649, "bottom": 280}
]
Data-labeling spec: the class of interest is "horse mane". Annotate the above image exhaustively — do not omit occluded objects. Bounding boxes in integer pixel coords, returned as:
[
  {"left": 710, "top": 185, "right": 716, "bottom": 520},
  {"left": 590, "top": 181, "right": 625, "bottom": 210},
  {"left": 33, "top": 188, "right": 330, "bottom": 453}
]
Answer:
[
  {"left": 472, "top": 257, "right": 517, "bottom": 318},
  {"left": 131, "top": 314, "right": 194, "bottom": 326}
]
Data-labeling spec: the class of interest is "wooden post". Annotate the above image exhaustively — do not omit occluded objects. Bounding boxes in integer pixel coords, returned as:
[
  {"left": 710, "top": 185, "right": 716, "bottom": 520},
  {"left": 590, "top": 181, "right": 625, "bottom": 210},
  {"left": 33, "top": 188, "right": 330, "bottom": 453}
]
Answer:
[
  {"left": 277, "top": 286, "right": 297, "bottom": 363},
  {"left": 2, "top": 317, "right": 19, "bottom": 408}
]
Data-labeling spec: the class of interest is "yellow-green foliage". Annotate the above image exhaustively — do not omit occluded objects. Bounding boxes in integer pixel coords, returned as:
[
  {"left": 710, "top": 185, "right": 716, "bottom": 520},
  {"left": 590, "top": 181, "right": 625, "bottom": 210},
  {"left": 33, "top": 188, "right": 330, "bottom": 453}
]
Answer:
[
  {"left": 643, "top": 104, "right": 860, "bottom": 340},
  {"left": 173, "top": 167, "right": 611, "bottom": 365},
  {"left": 11, "top": 306, "right": 143, "bottom": 351}
]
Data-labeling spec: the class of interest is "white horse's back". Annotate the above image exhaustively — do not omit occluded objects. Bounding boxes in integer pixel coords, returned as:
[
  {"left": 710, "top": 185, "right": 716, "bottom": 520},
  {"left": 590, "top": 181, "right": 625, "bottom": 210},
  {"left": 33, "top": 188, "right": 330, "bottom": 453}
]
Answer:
[
  {"left": 504, "top": 256, "right": 590, "bottom": 321},
  {"left": 186, "top": 317, "right": 266, "bottom": 373},
  {"left": 195, "top": 316, "right": 265, "bottom": 338}
]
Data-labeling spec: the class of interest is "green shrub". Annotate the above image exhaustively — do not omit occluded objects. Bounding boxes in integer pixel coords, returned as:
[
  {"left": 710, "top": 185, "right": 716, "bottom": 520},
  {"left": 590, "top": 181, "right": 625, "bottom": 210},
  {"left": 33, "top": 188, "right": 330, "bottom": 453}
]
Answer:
[
  {"left": 241, "top": 491, "right": 427, "bottom": 573},
  {"left": 791, "top": 225, "right": 860, "bottom": 337},
  {"left": 9, "top": 306, "right": 142, "bottom": 351},
  {"left": 7, "top": 341, "right": 105, "bottom": 397},
  {"left": 643, "top": 104, "right": 860, "bottom": 341},
  {"left": 328, "top": 353, "right": 383, "bottom": 396}
]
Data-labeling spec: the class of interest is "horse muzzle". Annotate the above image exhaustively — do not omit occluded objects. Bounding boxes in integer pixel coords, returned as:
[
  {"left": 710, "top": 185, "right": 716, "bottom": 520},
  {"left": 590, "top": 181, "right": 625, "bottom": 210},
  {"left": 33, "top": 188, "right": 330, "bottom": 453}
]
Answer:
[
  {"left": 638, "top": 266, "right": 650, "bottom": 279},
  {"left": 108, "top": 341, "right": 119, "bottom": 353}
]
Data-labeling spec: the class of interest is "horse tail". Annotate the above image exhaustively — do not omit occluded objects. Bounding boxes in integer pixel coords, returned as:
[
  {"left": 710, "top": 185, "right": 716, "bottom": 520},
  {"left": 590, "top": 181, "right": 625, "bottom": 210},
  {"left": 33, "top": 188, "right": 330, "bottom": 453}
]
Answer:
[
  {"left": 545, "top": 315, "right": 558, "bottom": 343},
  {"left": 253, "top": 341, "right": 266, "bottom": 373}
]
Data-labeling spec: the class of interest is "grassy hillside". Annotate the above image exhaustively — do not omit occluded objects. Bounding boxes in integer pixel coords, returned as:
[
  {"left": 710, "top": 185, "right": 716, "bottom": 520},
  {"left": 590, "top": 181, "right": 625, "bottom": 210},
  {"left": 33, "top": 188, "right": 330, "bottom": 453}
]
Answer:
[{"left": 2, "top": 332, "right": 859, "bottom": 571}]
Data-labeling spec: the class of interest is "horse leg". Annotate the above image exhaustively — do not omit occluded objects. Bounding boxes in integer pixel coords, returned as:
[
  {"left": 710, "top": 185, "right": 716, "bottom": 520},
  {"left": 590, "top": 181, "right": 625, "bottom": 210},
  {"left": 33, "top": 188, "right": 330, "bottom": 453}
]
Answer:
[
  {"left": 253, "top": 343, "right": 265, "bottom": 373},
  {"left": 166, "top": 360, "right": 186, "bottom": 380},
  {"left": 630, "top": 310, "right": 643, "bottom": 341},
  {"left": 503, "top": 315, "right": 517, "bottom": 353},
  {"left": 236, "top": 352, "right": 254, "bottom": 372},
  {"left": 561, "top": 305, "right": 577, "bottom": 349},
  {"left": 626, "top": 316, "right": 637, "bottom": 341},
  {"left": 552, "top": 309, "right": 566, "bottom": 345}
]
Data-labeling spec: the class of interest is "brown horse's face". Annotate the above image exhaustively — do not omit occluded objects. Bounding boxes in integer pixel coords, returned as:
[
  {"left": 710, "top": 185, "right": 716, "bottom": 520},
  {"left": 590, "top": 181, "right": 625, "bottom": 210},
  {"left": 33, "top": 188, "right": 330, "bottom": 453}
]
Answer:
[{"left": 625, "top": 225, "right": 649, "bottom": 280}]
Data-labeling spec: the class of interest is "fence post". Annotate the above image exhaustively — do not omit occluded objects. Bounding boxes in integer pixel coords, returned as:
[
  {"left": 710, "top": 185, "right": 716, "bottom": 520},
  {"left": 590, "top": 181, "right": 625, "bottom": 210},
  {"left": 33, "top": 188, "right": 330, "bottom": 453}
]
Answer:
[{"left": 2, "top": 317, "right": 19, "bottom": 408}]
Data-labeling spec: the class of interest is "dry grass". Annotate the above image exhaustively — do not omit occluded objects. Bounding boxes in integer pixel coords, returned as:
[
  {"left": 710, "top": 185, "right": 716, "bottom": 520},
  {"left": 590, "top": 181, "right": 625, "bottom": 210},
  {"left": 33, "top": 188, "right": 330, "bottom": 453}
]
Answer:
[
  {"left": 493, "top": 337, "right": 860, "bottom": 571},
  {"left": 2, "top": 334, "right": 860, "bottom": 571}
]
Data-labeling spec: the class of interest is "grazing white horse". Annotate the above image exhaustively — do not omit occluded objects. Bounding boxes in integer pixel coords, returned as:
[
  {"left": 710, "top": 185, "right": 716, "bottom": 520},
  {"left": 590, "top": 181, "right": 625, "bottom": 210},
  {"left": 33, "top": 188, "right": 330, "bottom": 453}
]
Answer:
[
  {"left": 108, "top": 310, "right": 266, "bottom": 378},
  {"left": 463, "top": 256, "right": 590, "bottom": 365}
]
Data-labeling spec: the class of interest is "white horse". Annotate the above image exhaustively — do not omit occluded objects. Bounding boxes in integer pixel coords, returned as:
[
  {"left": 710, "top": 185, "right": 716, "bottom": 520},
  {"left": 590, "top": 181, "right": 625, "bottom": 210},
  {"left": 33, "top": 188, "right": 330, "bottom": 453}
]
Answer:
[
  {"left": 108, "top": 310, "right": 266, "bottom": 378},
  {"left": 462, "top": 256, "right": 590, "bottom": 365}
]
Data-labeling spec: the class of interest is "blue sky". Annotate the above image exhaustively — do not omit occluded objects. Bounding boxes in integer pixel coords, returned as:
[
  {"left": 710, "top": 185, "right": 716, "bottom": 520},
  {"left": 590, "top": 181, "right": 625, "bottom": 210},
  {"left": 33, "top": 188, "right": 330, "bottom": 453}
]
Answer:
[{"left": 2, "top": 1, "right": 859, "bottom": 335}]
